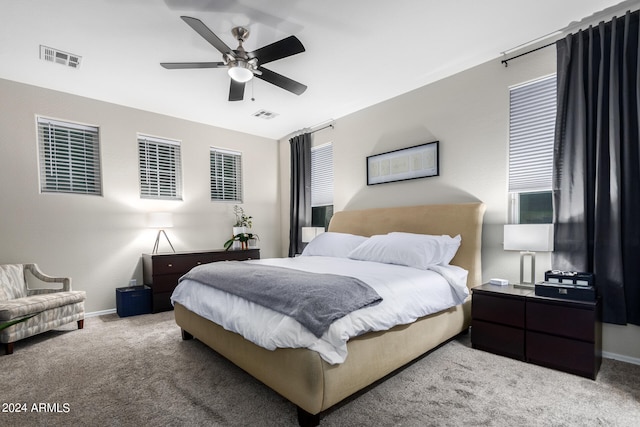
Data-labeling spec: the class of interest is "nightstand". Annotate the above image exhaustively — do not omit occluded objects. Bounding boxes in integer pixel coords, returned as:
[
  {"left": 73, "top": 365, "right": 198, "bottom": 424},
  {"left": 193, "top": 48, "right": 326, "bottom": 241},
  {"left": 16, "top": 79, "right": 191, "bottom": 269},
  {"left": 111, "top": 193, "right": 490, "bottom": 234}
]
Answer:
[{"left": 471, "top": 283, "right": 602, "bottom": 379}]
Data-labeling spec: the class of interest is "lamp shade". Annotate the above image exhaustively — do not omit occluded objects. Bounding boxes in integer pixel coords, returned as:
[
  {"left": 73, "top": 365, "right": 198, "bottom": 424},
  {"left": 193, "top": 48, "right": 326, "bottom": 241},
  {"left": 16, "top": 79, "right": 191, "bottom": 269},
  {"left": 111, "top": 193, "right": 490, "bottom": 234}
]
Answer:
[
  {"left": 504, "top": 224, "right": 554, "bottom": 252},
  {"left": 148, "top": 212, "right": 173, "bottom": 229},
  {"left": 301, "top": 227, "right": 325, "bottom": 243},
  {"left": 228, "top": 63, "right": 253, "bottom": 83}
]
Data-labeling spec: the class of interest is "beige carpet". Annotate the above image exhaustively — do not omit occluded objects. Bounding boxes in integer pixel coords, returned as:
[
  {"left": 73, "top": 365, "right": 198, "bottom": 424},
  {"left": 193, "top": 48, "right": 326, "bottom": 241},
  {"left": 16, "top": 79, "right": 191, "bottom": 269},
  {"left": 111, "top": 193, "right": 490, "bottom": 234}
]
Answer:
[{"left": 2, "top": 311, "right": 640, "bottom": 426}]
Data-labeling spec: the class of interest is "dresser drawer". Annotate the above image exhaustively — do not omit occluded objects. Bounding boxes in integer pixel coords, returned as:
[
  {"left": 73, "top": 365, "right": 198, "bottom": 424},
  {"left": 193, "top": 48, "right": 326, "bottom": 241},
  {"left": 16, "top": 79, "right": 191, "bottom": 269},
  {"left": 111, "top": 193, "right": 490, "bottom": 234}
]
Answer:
[
  {"left": 472, "top": 293, "right": 525, "bottom": 328},
  {"left": 152, "top": 291, "right": 174, "bottom": 313},
  {"left": 151, "top": 274, "right": 183, "bottom": 292},
  {"left": 472, "top": 319, "right": 525, "bottom": 360},
  {"left": 152, "top": 253, "right": 214, "bottom": 275},
  {"left": 211, "top": 248, "right": 260, "bottom": 261},
  {"left": 526, "top": 300, "right": 596, "bottom": 342},
  {"left": 527, "top": 331, "right": 599, "bottom": 379}
]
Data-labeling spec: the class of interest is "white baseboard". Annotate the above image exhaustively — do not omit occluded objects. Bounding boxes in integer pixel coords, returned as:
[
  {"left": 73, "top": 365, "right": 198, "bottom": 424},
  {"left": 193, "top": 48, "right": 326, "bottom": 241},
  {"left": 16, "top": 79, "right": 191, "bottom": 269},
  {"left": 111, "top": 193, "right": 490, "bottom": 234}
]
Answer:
[
  {"left": 603, "top": 351, "right": 640, "bottom": 366},
  {"left": 85, "top": 308, "right": 116, "bottom": 318}
]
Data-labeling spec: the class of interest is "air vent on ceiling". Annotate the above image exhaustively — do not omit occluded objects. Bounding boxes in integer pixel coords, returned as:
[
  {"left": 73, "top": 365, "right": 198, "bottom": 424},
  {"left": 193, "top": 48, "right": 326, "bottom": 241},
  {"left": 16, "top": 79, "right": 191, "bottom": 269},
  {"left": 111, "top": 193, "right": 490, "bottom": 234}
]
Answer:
[
  {"left": 40, "top": 45, "right": 81, "bottom": 69},
  {"left": 252, "top": 109, "right": 279, "bottom": 120}
]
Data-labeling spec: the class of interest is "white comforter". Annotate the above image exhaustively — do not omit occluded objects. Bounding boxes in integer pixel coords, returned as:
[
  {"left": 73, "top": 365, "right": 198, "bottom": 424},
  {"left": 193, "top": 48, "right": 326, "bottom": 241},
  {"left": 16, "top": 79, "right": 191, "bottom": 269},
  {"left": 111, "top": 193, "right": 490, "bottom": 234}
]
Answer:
[{"left": 171, "top": 256, "right": 469, "bottom": 364}]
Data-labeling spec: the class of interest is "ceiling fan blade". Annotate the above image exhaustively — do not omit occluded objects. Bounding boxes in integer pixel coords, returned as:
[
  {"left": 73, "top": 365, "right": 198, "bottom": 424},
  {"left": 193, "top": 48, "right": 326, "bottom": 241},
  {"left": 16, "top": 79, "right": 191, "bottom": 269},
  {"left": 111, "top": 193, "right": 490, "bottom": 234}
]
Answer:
[
  {"left": 160, "top": 62, "right": 226, "bottom": 69},
  {"left": 181, "top": 16, "right": 234, "bottom": 57},
  {"left": 249, "top": 35, "right": 305, "bottom": 65},
  {"left": 229, "top": 79, "right": 245, "bottom": 101},
  {"left": 256, "top": 67, "right": 307, "bottom": 95}
]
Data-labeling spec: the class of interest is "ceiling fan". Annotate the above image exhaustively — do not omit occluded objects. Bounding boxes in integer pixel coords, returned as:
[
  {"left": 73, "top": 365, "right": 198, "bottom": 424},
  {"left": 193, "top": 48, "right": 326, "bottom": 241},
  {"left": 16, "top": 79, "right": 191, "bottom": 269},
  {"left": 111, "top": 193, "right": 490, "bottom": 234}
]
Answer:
[{"left": 161, "top": 16, "right": 307, "bottom": 101}]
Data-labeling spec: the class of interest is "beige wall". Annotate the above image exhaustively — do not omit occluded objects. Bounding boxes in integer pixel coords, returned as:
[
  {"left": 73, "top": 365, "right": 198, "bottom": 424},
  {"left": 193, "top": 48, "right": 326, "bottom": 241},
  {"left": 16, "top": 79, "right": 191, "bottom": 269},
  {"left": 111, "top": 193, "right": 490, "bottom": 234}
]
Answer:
[
  {"left": 278, "top": 47, "right": 640, "bottom": 362},
  {"left": 0, "top": 78, "right": 280, "bottom": 313}
]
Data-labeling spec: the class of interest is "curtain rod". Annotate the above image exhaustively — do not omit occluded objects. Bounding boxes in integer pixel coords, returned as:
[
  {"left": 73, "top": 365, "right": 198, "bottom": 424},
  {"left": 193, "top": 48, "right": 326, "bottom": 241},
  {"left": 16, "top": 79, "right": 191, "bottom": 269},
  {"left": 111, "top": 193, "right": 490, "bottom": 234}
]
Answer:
[
  {"left": 501, "top": 41, "right": 556, "bottom": 67},
  {"left": 283, "top": 120, "right": 335, "bottom": 141},
  {"left": 309, "top": 123, "right": 334, "bottom": 134},
  {"left": 500, "top": 1, "right": 639, "bottom": 67}
]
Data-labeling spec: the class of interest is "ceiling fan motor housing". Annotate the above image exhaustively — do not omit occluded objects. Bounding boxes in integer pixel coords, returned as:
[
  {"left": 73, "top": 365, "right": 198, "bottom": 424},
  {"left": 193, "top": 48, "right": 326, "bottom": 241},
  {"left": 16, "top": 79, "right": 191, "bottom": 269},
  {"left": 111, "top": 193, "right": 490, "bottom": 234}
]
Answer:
[{"left": 231, "top": 26, "right": 250, "bottom": 43}]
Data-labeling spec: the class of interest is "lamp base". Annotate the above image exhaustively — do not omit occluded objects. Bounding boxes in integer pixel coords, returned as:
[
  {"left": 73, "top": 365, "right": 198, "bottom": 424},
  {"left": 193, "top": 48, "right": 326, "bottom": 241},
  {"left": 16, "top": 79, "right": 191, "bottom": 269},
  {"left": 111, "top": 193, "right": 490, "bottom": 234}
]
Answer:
[
  {"left": 152, "top": 229, "right": 175, "bottom": 254},
  {"left": 513, "top": 282, "right": 535, "bottom": 289},
  {"left": 519, "top": 250, "right": 536, "bottom": 287}
]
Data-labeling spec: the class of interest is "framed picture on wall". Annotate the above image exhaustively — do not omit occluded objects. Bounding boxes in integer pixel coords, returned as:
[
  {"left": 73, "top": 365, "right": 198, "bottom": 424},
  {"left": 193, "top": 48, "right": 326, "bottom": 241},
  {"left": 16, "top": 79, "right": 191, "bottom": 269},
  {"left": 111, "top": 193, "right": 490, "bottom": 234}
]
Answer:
[{"left": 366, "top": 141, "right": 439, "bottom": 185}]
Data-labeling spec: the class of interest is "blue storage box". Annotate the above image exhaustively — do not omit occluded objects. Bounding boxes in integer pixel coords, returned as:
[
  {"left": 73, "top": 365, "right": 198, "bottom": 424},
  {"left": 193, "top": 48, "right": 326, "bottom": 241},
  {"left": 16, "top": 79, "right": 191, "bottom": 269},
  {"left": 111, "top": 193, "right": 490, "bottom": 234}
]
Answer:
[{"left": 116, "top": 285, "right": 152, "bottom": 317}]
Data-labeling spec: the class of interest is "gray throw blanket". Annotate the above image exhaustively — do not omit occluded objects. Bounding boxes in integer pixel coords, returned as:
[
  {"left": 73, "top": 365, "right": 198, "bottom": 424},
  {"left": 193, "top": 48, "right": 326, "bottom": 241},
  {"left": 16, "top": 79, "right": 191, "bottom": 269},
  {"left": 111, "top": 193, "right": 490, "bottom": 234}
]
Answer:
[{"left": 179, "top": 261, "right": 382, "bottom": 337}]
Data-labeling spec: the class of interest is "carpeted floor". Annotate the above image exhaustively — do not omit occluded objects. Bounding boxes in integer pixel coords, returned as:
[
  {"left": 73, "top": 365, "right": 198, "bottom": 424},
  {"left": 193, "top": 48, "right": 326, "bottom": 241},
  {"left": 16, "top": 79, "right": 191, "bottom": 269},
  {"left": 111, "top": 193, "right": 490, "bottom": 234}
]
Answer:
[{"left": 2, "top": 311, "right": 640, "bottom": 426}]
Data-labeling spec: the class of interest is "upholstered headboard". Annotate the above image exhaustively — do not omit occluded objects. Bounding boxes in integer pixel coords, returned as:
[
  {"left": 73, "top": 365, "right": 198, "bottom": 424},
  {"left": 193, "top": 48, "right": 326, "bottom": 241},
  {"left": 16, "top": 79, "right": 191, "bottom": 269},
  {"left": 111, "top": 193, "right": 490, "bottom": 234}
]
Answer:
[{"left": 328, "top": 202, "right": 486, "bottom": 288}]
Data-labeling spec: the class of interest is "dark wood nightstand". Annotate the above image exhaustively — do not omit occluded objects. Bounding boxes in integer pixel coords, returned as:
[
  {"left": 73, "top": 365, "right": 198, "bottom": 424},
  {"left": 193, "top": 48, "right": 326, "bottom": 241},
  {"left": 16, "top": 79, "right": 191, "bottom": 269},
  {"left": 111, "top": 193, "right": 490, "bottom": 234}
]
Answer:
[
  {"left": 471, "top": 283, "right": 602, "bottom": 379},
  {"left": 142, "top": 249, "right": 260, "bottom": 313}
]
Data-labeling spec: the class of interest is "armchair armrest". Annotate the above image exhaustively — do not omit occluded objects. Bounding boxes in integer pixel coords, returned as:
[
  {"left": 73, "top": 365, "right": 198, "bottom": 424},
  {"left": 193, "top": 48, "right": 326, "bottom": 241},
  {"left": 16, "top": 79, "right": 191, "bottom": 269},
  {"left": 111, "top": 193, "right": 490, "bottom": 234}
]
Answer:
[{"left": 24, "top": 263, "right": 71, "bottom": 292}]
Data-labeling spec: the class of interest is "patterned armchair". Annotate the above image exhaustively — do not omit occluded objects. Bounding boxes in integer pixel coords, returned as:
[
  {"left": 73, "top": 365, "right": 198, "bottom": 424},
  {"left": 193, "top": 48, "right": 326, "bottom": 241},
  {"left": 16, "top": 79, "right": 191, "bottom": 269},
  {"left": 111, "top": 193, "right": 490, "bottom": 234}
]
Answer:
[{"left": 0, "top": 264, "right": 86, "bottom": 355}]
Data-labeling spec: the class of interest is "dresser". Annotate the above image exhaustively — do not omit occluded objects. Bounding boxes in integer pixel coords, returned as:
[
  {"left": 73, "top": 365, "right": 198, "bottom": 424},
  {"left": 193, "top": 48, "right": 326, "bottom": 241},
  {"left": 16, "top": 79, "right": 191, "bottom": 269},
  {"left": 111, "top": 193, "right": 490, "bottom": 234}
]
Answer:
[
  {"left": 142, "top": 249, "right": 260, "bottom": 313},
  {"left": 471, "top": 283, "right": 601, "bottom": 379}
]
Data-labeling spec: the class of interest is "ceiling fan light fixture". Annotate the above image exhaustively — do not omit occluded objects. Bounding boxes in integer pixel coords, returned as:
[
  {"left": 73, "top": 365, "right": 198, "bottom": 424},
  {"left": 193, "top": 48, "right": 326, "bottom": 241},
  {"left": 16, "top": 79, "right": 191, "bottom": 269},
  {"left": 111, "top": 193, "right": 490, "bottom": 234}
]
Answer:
[{"left": 228, "top": 61, "right": 253, "bottom": 82}]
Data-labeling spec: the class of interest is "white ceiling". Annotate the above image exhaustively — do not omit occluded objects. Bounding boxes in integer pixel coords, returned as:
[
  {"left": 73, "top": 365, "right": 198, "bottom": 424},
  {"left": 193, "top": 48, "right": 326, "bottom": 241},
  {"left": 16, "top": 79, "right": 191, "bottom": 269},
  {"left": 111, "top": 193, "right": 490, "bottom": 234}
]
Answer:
[{"left": 0, "top": 0, "right": 634, "bottom": 140}]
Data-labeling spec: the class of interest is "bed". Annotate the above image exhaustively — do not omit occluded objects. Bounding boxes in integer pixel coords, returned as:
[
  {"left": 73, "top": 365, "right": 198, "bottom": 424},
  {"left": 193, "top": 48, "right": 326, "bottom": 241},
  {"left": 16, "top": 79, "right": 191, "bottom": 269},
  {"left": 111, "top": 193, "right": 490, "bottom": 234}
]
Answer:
[{"left": 172, "top": 202, "right": 485, "bottom": 426}]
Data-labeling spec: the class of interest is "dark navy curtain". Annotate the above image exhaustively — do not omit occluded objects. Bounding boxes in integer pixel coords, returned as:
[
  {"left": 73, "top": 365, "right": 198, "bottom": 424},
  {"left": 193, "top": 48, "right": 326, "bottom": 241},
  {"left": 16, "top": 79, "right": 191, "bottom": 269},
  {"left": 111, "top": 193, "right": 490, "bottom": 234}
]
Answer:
[
  {"left": 288, "top": 132, "right": 312, "bottom": 257},
  {"left": 553, "top": 9, "right": 640, "bottom": 325}
]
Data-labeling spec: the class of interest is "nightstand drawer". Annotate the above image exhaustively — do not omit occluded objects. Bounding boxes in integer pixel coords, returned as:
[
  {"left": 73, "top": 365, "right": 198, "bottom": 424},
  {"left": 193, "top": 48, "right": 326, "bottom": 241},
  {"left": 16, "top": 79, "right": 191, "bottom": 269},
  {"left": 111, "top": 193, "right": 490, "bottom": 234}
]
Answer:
[
  {"left": 526, "top": 300, "right": 596, "bottom": 342},
  {"left": 472, "top": 320, "right": 525, "bottom": 360},
  {"left": 472, "top": 293, "right": 525, "bottom": 328},
  {"left": 527, "top": 331, "right": 598, "bottom": 379}
]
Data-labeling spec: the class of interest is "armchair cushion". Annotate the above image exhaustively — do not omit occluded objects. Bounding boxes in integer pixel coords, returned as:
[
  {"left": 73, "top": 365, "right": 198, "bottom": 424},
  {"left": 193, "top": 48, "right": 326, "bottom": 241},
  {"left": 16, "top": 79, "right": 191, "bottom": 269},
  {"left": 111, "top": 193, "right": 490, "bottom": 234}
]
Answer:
[
  {"left": 0, "top": 291, "right": 86, "bottom": 321},
  {"left": 0, "top": 264, "right": 27, "bottom": 301}
]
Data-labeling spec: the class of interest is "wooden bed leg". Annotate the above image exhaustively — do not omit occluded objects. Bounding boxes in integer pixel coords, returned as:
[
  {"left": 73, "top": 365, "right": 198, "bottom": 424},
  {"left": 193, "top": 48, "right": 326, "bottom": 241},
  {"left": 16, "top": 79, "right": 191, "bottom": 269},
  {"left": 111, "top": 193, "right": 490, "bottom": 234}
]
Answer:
[
  {"left": 4, "top": 342, "right": 14, "bottom": 355},
  {"left": 77, "top": 319, "right": 84, "bottom": 329},
  {"left": 181, "top": 329, "right": 193, "bottom": 340},
  {"left": 297, "top": 406, "right": 319, "bottom": 427}
]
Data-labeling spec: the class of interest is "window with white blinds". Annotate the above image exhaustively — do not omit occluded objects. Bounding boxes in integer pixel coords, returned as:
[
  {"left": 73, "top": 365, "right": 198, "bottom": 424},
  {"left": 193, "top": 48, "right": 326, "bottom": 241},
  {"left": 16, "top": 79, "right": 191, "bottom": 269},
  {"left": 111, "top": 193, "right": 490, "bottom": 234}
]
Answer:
[
  {"left": 508, "top": 75, "right": 556, "bottom": 224},
  {"left": 311, "top": 142, "right": 333, "bottom": 207},
  {"left": 508, "top": 74, "right": 556, "bottom": 193},
  {"left": 210, "top": 147, "right": 242, "bottom": 202},
  {"left": 138, "top": 135, "right": 182, "bottom": 200},
  {"left": 37, "top": 117, "right": 102, "bottom": 195}
]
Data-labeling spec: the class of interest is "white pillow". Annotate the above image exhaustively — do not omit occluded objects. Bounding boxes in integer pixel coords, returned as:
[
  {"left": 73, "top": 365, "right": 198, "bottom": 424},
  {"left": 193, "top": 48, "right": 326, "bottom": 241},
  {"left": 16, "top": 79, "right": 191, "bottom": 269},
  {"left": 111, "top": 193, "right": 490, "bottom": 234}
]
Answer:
[
  {"left": 388, "top": 232, "right": 462, "bottom": 265},
  {"left": 347, "top": 233, "right": 461, "bottom": 269},
  {"left": 300, "top": 232, "right": 369, "bottom": 258}
]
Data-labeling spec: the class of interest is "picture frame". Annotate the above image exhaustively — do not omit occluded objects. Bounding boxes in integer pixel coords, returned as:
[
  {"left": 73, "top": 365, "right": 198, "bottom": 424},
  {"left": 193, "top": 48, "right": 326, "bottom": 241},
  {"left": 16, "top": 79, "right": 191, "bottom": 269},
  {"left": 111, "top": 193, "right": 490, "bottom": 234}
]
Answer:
[{"left": 366, "top": 141, "right": 439, "bottom": 185}]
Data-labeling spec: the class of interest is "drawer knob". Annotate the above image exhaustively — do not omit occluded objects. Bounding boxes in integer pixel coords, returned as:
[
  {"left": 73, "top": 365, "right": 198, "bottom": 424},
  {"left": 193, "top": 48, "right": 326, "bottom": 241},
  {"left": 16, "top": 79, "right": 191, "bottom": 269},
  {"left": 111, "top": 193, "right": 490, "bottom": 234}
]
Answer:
[
  {"left": 167, "top": 263, "right": 173, "bottom": 267},
  {"left": 197, "top": 261, "right": 202, "bottom": 265}
]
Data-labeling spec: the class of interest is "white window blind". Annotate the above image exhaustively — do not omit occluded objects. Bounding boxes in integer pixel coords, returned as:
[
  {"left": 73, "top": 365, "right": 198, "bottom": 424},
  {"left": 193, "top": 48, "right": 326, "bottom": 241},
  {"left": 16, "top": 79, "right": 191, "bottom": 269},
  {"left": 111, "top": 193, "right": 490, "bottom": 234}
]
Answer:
[
  {"left": 210, "top": 148, "right": 243, "bottom": 202},
  {"left": 508, "top": 75, "right": 556, "bottom": 193},
  {"left": 37, "top": 117, "right": 102, "bottom": 195},
  {"left": 311, "top": 142, "right": 333, "bottom": 207},
  {"left": 138, "top": 135, "right": 182, "bottom": 200}
]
